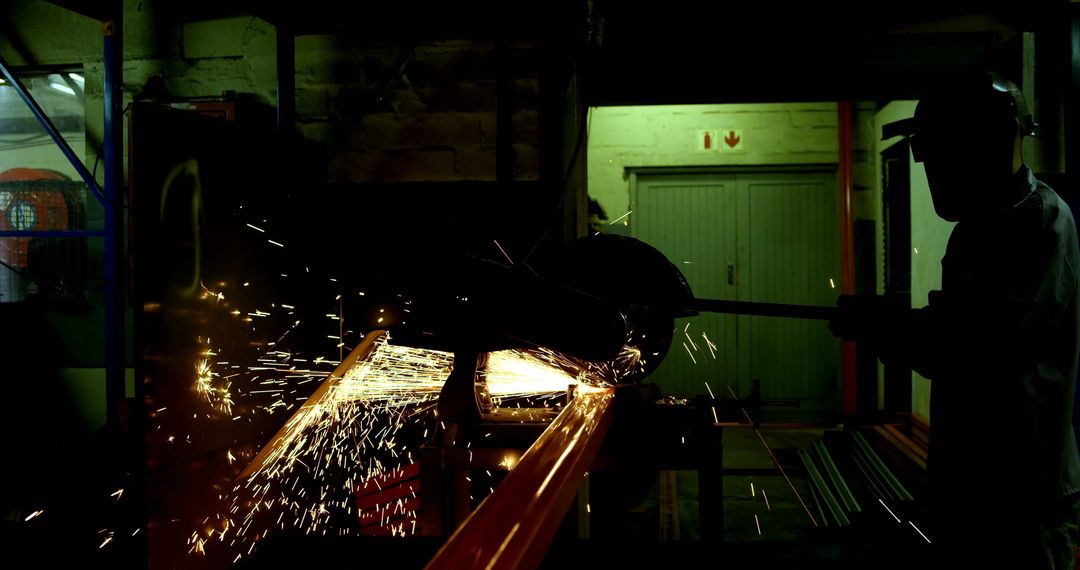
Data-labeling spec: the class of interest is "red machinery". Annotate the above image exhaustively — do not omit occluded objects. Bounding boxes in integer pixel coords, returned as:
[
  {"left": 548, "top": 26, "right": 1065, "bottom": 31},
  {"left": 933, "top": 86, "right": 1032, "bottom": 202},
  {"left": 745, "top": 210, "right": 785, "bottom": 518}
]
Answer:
[{"left": 0, "top": 168, "right": 73, "bottom": 301}]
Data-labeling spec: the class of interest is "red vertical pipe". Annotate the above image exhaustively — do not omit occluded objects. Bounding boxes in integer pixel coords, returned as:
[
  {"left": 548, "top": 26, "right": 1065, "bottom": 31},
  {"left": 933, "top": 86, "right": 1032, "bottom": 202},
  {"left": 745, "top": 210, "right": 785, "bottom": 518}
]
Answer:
[{"left": 837, "top": 101, "right": 857, "bottom": 415}]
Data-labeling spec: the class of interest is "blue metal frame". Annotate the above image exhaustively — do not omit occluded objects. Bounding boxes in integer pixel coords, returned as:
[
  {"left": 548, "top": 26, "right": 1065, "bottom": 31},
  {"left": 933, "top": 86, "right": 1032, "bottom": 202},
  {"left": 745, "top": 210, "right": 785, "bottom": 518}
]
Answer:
[
  {"left": 0, "top": 25, "right": 124, "bottom": 430},
  {"left": 0, "top": 54, "right": 106, "bottom": 206},
  {"left": 103, "top": 18, "right": 124, "bottom": 428}
]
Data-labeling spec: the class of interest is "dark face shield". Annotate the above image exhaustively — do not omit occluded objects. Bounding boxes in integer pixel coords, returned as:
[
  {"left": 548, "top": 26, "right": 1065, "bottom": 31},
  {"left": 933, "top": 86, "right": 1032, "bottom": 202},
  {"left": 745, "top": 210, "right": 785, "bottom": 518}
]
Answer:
[{"left": 881, "top": 72, "right": 1033, "bottom": 222}]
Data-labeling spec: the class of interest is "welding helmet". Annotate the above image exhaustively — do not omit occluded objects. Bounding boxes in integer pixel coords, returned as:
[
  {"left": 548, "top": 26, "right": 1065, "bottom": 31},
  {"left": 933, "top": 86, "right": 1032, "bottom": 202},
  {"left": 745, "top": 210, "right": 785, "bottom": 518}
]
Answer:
[
  {"left": 882, "top": 70, "right": 1036, "bottom": 221},
  {"left": 883, "top": 70, "right": 1036, "bottom": 160}
]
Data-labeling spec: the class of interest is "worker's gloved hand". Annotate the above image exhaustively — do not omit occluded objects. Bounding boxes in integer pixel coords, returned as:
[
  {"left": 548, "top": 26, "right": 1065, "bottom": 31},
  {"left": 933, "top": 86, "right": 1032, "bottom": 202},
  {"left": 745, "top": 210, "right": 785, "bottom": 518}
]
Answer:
[{"left": 828, "top": 294, "right": 887, "bottom": 342}]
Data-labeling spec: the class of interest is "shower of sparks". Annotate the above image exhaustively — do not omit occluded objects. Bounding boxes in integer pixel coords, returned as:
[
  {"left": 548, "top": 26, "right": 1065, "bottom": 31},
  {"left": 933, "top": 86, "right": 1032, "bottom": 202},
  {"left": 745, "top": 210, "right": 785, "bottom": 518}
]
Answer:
[
  {"left": 909, "top": 521, "right": 931, "bottom": 543},
  {"left": 200, "top": 283, "right": 225, "bottom": 303},
  {"left": 24, "top": 510, "right": 43, "bottom": 522},
  {"left": 486, "top": 349, "right": 596, "bottom": 399},
  {"left": 726, "top": 384, "right": 818, "bottom": 528},
  {"left": 704, "top": 382, "right": 719, "bottom": 424},
  {"left": 196, "top": 334, "right": 623, "bottom": 559},
  {"left": 493, "top": 240, "right": 513, "bottom": 265},
  {"left": 584, "top": 344, "right": 644, "bottom": 385},
  {"left": 702, "top": 332, "right": 717, "bottom": 359},
  {"left": 683, "top": 342, "right": 697, "bottom": 364},
  {"left": 195, "top": 339, "right": 234, "bottom": 415},
  {"left": 684, "top": 330, "right": 698, "bottom": 352},
  {"left": 879, "top": 498, "right": 901, "bottom": 524},
  {"left": 608, "top": 210, "right": 632, "bottom": 226}
]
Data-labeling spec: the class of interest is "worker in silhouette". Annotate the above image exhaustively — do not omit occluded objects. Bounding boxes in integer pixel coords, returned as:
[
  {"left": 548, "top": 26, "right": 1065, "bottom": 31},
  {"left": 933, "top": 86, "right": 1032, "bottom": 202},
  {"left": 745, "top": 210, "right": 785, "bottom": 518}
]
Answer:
[{"left": 830, "top": 71, "right": 1080, "bottom": 567}]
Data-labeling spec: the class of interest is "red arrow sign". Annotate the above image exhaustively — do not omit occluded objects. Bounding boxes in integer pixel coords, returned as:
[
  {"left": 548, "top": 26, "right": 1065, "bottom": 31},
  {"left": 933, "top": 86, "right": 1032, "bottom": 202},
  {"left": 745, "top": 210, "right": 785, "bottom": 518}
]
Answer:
[{"left": 723, "top": 130, "right": 741, "bottom": 148}]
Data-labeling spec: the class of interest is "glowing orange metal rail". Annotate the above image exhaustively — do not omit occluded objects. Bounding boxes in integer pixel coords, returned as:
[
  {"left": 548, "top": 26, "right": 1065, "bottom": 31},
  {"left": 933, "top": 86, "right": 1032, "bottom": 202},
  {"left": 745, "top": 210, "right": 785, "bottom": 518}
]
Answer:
[
  {"left": 425, "top": 385, "right": 615, "bottom": 570},
  {"left": 235, "top": 330, "right": 387, "bottom": 481}
]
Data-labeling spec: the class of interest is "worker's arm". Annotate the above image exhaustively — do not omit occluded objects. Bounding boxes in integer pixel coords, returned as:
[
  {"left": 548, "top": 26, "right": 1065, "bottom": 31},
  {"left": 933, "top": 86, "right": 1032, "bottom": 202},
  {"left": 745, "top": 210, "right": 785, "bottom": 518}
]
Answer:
[{"left": 870, "top": 221, "right": 1076, "bottom": 380}]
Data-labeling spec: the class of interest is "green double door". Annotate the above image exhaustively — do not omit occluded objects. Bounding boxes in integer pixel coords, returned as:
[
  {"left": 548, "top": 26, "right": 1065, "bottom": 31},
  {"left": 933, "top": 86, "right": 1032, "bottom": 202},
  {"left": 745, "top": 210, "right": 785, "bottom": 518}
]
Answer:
[{"left": 629, "top": 169, "right": 841, "bottom": 413}]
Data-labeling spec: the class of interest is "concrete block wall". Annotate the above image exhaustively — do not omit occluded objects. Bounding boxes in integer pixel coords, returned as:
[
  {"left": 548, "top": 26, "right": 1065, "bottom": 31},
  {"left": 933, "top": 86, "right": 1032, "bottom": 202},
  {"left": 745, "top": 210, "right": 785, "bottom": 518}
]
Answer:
[
  {"left": 325, "top": 39, "right": 542, "bottom": 183},
  {"left": 2, "top": 2, "right": 542, "bottom": 187},
  {"left": 587, "top": 103, "right": 841, "bottom": 223}
]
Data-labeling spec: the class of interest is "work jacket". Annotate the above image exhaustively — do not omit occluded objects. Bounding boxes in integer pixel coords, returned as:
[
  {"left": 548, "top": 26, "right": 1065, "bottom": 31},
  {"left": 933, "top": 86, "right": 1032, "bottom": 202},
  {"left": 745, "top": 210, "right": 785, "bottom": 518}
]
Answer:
[{"left": 897, "top": 166, "right": 1080, "bottom": 512}]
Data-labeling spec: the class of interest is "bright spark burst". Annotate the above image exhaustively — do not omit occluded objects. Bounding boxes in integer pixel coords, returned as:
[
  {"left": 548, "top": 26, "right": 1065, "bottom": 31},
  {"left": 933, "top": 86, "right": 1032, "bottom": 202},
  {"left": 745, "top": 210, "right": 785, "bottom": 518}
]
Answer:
[
  {"left": 499, "top": 454, "right": 519, "bottom": 471},
  {"left": 201, "top": 334, "right": 625, "bottom": 558},
  {"left": 195, "top": 339, "right": 234, "bottom": 415}
]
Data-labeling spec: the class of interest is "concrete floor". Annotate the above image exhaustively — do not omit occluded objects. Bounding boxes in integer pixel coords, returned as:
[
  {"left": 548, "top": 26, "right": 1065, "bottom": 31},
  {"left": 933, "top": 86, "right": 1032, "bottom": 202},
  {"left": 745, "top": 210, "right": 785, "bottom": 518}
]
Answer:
[
  {"left": 242, "top": 425, "right": 929, "bottom": 569},
  {"left": 571, "top": 425, "right": 930, "bottom": 566},
  {"left": 721, "top": 426, "right": 824, "bottom": 543}
]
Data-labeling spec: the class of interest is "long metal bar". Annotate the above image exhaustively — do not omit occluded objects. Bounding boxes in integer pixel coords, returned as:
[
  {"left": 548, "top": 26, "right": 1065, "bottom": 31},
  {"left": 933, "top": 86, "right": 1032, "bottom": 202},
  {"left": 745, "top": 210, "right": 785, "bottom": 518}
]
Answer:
[
  {"left": 693, "top": 297, "right": 836, "bottom": 321},
  {"left": 814, "top": 439, "right": 861, "bottom": 513},
  {"left": 0, "top": 53, "right": 105, "bottom": 206},
  {"left": 853, "top": 431, "right": 913, "bottom": 501},
  {"left": 235, "top": 330, "right": 386, "bottom": 481},
  {"left": 426, "top": 385, "right": 615, "bottom": 570},
  {"left": 799, "top": 448, "right": 848, "bottom": 526},
  {"left": 103, "top": 17, "right": 125, "bottom": 429}
]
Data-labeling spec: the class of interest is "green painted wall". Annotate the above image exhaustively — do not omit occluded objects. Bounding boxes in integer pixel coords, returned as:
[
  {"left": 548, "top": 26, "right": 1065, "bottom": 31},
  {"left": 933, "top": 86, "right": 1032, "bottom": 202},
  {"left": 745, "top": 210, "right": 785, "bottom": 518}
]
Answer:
[
  {"left": 587, "top": 103, "right": 838, "bottom": 225},
  {"left": 60, "top": 368, "right": 135, "bottom": 431},
  {"left": 875, "top": 101, "right": 955, "bottom": 423}
]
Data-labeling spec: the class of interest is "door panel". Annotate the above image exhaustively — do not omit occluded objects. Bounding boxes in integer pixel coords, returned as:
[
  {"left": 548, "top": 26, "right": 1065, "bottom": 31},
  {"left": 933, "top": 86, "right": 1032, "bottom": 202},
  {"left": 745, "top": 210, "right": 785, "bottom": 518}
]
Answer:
[
  {"left": 632, "top": 175, "right": 737, "bottom": 398},
  {"left": 740, "top": 174, "right": 840, "bottom": 408},
  {"left": 630, "top": 170, "right": 840, "bottom": 411}
]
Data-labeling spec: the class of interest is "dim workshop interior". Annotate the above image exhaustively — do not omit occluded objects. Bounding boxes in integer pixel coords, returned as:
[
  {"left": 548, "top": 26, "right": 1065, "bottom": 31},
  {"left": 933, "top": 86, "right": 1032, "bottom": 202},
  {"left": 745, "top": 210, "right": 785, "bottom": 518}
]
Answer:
[{"left": 1, "top": 1, "right": 1079, "bottom": 568}]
